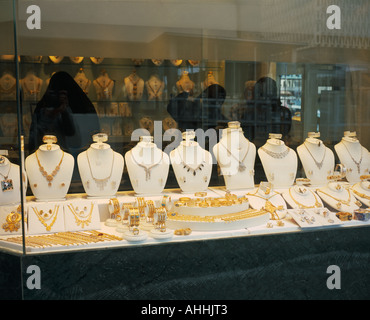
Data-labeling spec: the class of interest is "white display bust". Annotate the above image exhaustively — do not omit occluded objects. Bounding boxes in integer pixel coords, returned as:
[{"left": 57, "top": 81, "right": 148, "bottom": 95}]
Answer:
[
  {"left": 297, "top": 132, "right": 335, "bottom": 187},
  {"left": 213, "top": 121, "right": 256, "bottom": 190},
  {"left": 170, "top": 131, "right": 212, "bottom": 193},
  {"left": 334, "top": 131, "right": 370, "bottom": 183},
  {"left": 26, "top": 136, "right": 74, "bottom": 201},
  {"left": 282, "top": 179, "right": 324, "bottom": 209},
  {"left": 124, "top": 70, "right": 144, "bottom": 101},
  {"left": 246, "top": 182, "right": 287, "bottom": 219},
  {"left": 316, "top": 180, "right": 361, "bottom": 212},
  {"left": 0, "top": 153, "right": 27, "bottom": 205},
  {"left": 258, "top": 133, "right": 297, "bottom": 188},
  {"left": 78, "top": 133, "right": 124, "bottom": 198},
  {"left": 351, "top": 177, "right": 370, "bottom": 207},
  {"left": 125, "top": 136, "right": 169, "bottom": 195}
]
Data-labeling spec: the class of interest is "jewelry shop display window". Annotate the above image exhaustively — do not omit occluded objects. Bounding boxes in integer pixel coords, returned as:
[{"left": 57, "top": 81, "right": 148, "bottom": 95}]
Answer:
[{"left": 0, "top": 0, "right": 369, "bottom": 256}]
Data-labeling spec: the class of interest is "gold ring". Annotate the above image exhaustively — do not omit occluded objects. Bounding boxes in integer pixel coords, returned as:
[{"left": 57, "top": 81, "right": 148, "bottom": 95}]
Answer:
[
  {"left": 132, "top": 227, "right": 140, "bottom": 235},
  {"left": 194, "top": 192, "right": 207, "bottom": 197}
]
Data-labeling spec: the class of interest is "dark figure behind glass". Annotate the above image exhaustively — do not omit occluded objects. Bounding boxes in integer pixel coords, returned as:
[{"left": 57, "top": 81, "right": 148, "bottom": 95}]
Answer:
[{"left": 28, "top": 71, "right": 101, "bottom": 155}]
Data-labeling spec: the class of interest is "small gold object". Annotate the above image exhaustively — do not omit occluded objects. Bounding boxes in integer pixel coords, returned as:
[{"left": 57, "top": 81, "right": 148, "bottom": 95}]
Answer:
[
  {"left": 194, "top": 192, "right": 207, "bottom": 197},
  {"left": 174, "top": 228, "right": 192, "bottom": 236},
  {"left": 277, "top": 220, "right": 285, "bottom": 227},
  {"left": 335, "top": 211, "right": 352, "bottom": 221},
  {"left": 266, "top": 222, "right": 273, "bottom": 228},
  {"left": 2, "top": 205, "right": 22, "bottom": 232}
]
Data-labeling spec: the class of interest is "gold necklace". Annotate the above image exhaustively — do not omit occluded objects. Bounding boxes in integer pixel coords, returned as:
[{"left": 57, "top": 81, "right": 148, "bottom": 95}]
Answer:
[
  {"left": 35, "top": 150, "right": 65, "bottom": 187},
  {"left": 288, "top": 188, "right": 322, "bottom": 209},
  {"left": 67, "top": 203, "right": 94, "bottom": 228},
  {"left": 316, "top": 188, "right": 352, "bottom": 209},
  {"left": 0, "top": 163, "right": 13, "bottom": 192},
  {"left": 351, "top": 188, "right": 370, "bottom": 201},
  {"left": 32, "top": 205, "right": 60, "bottom": 231}
]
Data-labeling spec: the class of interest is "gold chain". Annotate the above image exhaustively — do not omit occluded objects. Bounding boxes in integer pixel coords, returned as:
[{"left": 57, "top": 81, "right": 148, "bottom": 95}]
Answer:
[
  {"left": 288, "top": 188, "right": 322, "bottom": 209},
  {"left": 32, "top": 205, "right": 60, "bottom": 231},
  {"left": 67, "top": 203, "right": 94, "bottom": 228},
  {"left": 35, "top": 150, "right": 65, "bottom": 187},
  {"left": 351, "top": 188, "right": 370, "bottom": 200},
  {"left": 316, "top": 188, "right": 352, "bottom": 206}
]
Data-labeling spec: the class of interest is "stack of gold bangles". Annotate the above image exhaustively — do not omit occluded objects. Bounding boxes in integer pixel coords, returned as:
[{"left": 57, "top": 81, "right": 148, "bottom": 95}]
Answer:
[
  {"left": 146, "top": 200, "right": 156, "bottom": 223},
  {"left": 109, "top": 198, "right": 121, "bottom": 220},
  {"left": 155, "top": 207, "right": 168, "bottom": 232},
  {"left": 136, "top": 197, "right": 146, "bottom": 217}
]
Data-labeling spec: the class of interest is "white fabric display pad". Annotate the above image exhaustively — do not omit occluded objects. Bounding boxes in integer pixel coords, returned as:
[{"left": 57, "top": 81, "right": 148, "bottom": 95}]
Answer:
[
  {"left": 246, "top": 187, "right": 288, "bottom": 219},
  {"left": 315, "top": 183, "right": 361, "bottom": 212},
  {"left": 0, "top": 204, "right": 24, "bottom": 236},
  {"left": 334, "top": 137, "right": 370, "bottom": 183},
  {"left": 27, "top": 201, "right": 65, "bottom": 235},
  {"left": 351, "top": 181, "right": 370, "bottom": 207},
  {"left": 258, "top": 138, "right": 298, "bottom": 188},
  {"left": 63, "top": 199, "right": 100, "bottom": 232},
  {"left": 0, "top": 158, "right": 27, "bottom": 206},
  {"left": 213, "top": 128, "right": 256, "bottom": 190},
  {"left": 288, "top": 208, "right": 343, "bottom": 228},
  {"left": 26, "top": 144, "right": 74, "bottom": 201},
  {"left": 282, "top": 186, "right": 324, "bottom": 210},
  {"left": 78, "top": 142, "right": 124, "bottom": 198},
  {"left": 125, "top": 141, "right": 169, "bottom": 195},
  {"left": 297, "top": 138, "right": 335, "bottom": 187},
  {"left": 170, "top": 141, "right": 212, "bottom": 193}
]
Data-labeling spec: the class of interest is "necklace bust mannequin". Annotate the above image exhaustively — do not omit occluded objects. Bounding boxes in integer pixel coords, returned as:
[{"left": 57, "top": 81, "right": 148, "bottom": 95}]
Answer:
[
  {"left": 176, "top": 71, "right": 195, "bottom": 94},
  {"left": 125, "top": 136, "right": 169, "bottom": 195},
  {"left": 0, "top": 152, "right": 27, "bottom": 205},
  {"left": 77, "top": 133, "right": 124, "bottom": 198},
  {"left": 0, "top": 72, "right": 17, "bottom": 101},
  {"left": 334, "top": 131, "right": 370, "bottom": 183},
  {"left": 124, "top": 70, "right": 144, "bottom": 101},
  {"left": 213, "top": 121, "right": 256, "bottom": 190},
  {"left": 170, "top": 130, "right": 212, "bottom": 193},
  {"left": 74, "top": 68, "right": 91, "bottom": 95},
  {"left": 26, "top": 135, "right": 74, "bottom": 201},
  {"left": 258, "top": 133, "right": 297, "bottom": 188},
  {"left": 297, "top": 132, "right": 335, "bottom": 187},
  {"left": 145, "top": 74, "right": 165, "bottom": 101},
  {"left": 201, "top": 71, "right": 219, "bottom": 91},
  {"left": 20, "top": 71, "right": 43, "bottom": 101},
  {"left": 93, "top": 70, "right": 114, "bottom": 100}
]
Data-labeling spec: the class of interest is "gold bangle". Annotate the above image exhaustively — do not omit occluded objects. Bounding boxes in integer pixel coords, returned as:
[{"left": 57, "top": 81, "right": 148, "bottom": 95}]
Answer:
[
  {"left": 109, "top": 198, "right": 120, "bottom": 218},
  {"left": 360, "top": 175, "right": 370, "bottom": 181},
  {"left": 179, "top": 197, "right": 191, "bottom": 203},
  {"left": 161, "top": 195, "right": 172, "bottom": 208},
  {"left": 199, "top": 200, "right": 209, "bottom": 208},
  {"left": 136, "top": 197, "right": 146, "bottom": 215},
  {"left": 132, "top": 227, "right": 140, "bottom": 235}
]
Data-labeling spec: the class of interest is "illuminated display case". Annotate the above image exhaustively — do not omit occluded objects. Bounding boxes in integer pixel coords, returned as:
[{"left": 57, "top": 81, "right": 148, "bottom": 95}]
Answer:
[{"left": 0, "top": 0, "right": 370, "bottom": 300}]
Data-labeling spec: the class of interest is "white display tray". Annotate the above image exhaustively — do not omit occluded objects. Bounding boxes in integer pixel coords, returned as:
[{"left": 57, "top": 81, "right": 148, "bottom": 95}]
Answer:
[{"left": 176, "top": 201, "right": 250, "bottom": 217}]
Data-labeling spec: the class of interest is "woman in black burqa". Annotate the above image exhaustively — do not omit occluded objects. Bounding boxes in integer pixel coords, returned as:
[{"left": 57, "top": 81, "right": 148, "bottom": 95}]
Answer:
[{"left": 28, "top": 71, "right": 100, "bottom": 155}]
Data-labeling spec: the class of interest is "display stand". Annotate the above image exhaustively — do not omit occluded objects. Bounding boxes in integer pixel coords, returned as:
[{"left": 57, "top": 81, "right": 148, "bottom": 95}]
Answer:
[
  {"left": 145, "top": 74, "right": 165, "bottom": 101},
  {"left": 176, "top": 71, "right": 195, "bottom": 94},
  {"left": 334, "top": 131, "right": 370, "bottom": 183},
  {"left": 74, "top": 68, "right": 91, "bottom": 95},
  {"left": 93, "top": 70, "right": 114, "bottom": 100},
  {"left": 246, "top": 182, "right": 287, "bottom": 219},
  {"left": 258, "top": 133, "right": 297, "bottom": 188},
  {"left": 124, "top": 70, "right": 144, "bottom": 101},
  {"left": 25, "top": 136, "right": 74, "bottom": 201},
  {"left": 282, "top": 178, "right": 324, "bottom": 209},
  {"left": 125, "top": 136, "right": 169, "bottom": 195},
  {"left": 350, "top": 176, "right": 370, "bottom": 207},
  {"left": 316, "top": 168, "right": 362, "bottom": 212},
  {"left": 297, "top": 132, "right": 335, "bottom": 187},
  {"left": 170, "top": 131, "right": 212, "bottom": 193},
  {"left": 0, "top": 72, "right": 17, "bottom": 100},
  {"left": 77, "top": 133, "right": 124, "bottom": 198},
  {"left": 213, "top": 121, "right": 256, "bottom": 190},
  {"left": 0, "top": 151, "right": 26, "bottom": 206},
  {"left": 20, "top": 71, "right": 43, "bottom": 101}
]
